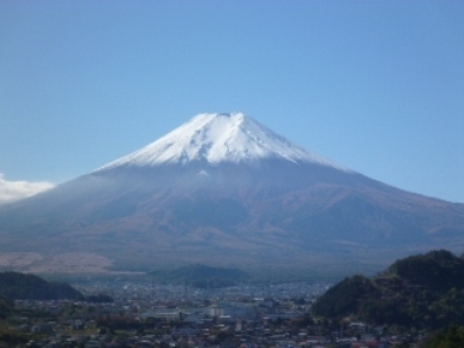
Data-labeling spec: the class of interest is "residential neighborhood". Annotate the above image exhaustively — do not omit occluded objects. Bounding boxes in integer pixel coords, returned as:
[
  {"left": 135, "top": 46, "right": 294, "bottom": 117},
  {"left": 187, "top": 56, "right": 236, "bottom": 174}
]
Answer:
[{"left": 4, "top": 281, "right": 422, "bottom": 347}]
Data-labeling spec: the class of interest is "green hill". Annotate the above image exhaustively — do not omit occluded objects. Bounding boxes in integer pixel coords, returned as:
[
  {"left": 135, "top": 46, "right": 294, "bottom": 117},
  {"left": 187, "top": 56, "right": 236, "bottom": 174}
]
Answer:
[
  {"left": 0, "top": 272, "right": 84, "bottom": 301},
  {"left": 383, "top": 249, "right": 464, "bottom": 291},
  {"left": 312, "top": 250, "right": 464, "bottom": 330}
]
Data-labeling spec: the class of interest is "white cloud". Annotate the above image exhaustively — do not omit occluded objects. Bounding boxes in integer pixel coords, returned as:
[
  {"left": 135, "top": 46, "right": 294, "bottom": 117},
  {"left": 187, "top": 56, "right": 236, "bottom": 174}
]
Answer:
[{"left": 0, "top": 174, "right": 55, "bottom": 204}]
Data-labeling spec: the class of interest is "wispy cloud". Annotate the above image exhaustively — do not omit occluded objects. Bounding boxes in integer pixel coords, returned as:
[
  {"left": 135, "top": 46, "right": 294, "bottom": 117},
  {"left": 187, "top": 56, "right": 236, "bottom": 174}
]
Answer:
[{"left": 0, "top": 174, "right": 55, "bottom": 204}]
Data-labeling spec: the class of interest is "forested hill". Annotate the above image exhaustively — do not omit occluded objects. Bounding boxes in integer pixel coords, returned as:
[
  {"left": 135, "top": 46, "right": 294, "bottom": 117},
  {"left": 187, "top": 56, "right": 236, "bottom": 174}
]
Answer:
[
  {"left": 312, "top": 250, "right": 464, "bottom": 330},
  {"left": 0, "top": 272, "right": 84, "bottom": 301}
]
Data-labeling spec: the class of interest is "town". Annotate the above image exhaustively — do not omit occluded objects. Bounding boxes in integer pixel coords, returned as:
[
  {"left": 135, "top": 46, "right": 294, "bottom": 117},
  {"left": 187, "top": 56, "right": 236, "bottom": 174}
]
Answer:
[{"left": 6, "top": 280, "right": 422, "bottom": 347}]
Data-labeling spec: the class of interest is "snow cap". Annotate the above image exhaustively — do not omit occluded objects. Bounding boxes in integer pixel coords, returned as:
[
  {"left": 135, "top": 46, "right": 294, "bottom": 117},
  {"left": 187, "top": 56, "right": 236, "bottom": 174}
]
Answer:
[{"left": 99, "top": 112, "right": 349, "bottom": 171}]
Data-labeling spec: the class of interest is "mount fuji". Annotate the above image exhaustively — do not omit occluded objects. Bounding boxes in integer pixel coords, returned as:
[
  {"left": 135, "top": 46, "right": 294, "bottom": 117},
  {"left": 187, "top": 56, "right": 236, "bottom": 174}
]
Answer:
[
  {"left": 1, "top": 113, "right": 463, "bottom": 276},
  {"left": 98, "top": 112, "right": 344, "bottom": 169}
]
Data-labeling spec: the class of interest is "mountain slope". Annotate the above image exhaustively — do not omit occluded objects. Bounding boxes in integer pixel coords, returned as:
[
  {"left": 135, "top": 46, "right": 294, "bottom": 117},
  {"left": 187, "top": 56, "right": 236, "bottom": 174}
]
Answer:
[{"left": 0, "top": 113, "right": 463, "bottom": 275}]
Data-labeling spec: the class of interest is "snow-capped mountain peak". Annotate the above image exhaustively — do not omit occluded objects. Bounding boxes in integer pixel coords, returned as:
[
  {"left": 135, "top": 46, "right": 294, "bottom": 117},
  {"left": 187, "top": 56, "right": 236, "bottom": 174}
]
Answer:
[{"left": 99, "top": 112, "right": 348, "bottom": 170}]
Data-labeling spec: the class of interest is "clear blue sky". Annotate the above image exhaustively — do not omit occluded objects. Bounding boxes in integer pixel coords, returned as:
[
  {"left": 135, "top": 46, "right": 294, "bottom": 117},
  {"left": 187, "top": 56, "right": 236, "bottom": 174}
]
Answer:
[{"left": 1, "top": 0, "right": 463, "bottom": 203}]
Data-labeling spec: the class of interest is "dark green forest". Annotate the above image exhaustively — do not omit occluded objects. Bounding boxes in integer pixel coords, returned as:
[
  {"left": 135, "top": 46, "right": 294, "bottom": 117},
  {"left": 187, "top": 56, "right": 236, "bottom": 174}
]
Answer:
[{"left": 312, "top": 250, "right": 464, "bottom": 331}]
